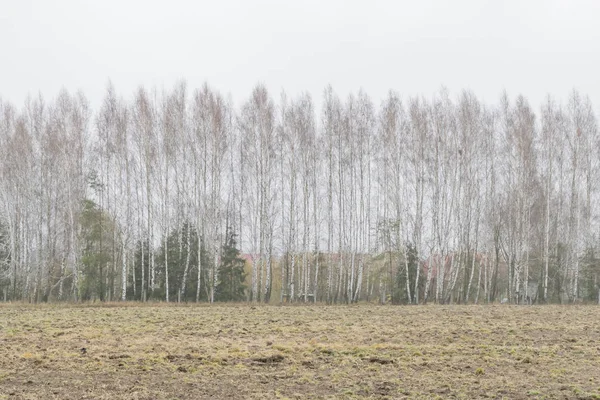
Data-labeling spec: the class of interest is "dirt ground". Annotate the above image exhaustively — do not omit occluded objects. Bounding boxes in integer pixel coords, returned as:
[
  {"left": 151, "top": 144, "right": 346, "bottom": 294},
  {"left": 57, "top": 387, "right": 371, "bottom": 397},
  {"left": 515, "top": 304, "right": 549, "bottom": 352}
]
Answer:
[{"left": 1, "top": 304, "right": 599, "bottom": 399}]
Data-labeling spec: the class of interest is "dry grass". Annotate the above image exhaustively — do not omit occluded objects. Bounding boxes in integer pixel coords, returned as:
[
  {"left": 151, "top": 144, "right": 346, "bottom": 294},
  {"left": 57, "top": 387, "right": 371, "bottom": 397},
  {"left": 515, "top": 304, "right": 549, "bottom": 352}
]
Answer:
[{"left": 1, "top": 304, "right": 600, "bottom": 399}]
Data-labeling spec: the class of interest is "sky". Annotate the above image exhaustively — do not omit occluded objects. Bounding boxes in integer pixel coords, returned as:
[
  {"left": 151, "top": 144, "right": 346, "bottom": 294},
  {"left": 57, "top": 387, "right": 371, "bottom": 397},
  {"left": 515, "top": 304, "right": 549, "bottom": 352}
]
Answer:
[{"left": 1, "top": 0, "right": 600, "bottom": 112}]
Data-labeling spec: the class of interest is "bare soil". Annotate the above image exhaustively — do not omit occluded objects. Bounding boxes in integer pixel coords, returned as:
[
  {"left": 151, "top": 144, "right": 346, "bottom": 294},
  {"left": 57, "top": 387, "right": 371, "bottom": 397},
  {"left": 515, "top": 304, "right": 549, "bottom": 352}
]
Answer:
[{"left": 1, "top": 304, "right": 599, "bottom": 399}]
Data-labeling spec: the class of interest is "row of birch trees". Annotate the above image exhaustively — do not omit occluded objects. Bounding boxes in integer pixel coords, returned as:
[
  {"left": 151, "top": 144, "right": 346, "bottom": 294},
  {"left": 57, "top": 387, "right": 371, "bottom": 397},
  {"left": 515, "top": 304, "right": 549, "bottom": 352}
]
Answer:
[{"left": 0, "top": 82, "right": 599, "bottom": 303}]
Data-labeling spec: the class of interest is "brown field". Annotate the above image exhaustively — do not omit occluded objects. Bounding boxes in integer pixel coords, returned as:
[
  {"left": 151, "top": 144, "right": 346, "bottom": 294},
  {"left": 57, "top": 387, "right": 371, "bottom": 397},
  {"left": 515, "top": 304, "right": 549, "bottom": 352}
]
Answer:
[{"left": 1, "top": 304, "right": 600, "bottom": 399}]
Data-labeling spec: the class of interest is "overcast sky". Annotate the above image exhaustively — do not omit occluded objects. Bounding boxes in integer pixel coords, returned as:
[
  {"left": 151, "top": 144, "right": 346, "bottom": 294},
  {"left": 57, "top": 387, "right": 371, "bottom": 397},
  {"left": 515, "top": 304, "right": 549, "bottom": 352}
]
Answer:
[{"left": 1, "top": 0, "right": 600, "bottom": 112}]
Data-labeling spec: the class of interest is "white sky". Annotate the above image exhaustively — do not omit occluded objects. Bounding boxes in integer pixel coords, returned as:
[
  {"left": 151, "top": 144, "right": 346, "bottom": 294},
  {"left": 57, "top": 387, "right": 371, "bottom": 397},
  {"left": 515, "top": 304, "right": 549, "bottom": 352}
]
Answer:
[{"left": 1, "top": 0, "right": 600, "bottom": 112}]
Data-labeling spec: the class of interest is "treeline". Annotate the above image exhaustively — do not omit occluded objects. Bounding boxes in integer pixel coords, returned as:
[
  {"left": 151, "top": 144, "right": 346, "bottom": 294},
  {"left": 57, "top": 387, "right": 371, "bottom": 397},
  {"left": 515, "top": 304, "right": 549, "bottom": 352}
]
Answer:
[{"left": 0, "top": 83, "right": 599, "bottom": 304}]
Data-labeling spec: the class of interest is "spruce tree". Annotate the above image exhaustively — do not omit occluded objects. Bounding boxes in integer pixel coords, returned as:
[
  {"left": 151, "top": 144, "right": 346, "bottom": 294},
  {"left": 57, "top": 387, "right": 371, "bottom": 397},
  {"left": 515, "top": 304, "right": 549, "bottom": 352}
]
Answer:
[{"left": 215, "top": 228, "right": 246, "bottom": 302}]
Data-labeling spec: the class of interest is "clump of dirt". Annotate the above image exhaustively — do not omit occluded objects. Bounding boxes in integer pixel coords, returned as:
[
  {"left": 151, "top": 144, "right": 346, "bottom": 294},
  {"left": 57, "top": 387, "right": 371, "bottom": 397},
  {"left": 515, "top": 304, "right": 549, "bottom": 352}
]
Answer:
[
  {"left": 367, "top": 357, "right": 394, "bottom": 365},
  {"left": 252, "top": 354, "right": 285, "bottom": 364}
]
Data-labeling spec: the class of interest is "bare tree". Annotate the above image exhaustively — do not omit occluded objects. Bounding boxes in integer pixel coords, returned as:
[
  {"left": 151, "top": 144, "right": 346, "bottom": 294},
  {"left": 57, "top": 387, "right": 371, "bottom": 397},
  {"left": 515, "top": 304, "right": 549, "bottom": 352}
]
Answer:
[{"left": 238, "top": 85, "right": 276, "bottom": 302}]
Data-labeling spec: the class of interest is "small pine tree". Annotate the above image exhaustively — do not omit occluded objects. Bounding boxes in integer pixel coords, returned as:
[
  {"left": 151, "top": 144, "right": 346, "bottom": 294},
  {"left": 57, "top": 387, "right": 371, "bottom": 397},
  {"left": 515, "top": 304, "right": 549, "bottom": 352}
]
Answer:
[
  {"left": 151, "top": 222, "right": 210, "bottom": 302},
  {"left": 215, "top": 227, "right": 246, "bottom": 302},
  {"left": 79, "top": 199, "right": 116, "bottom": 301}
]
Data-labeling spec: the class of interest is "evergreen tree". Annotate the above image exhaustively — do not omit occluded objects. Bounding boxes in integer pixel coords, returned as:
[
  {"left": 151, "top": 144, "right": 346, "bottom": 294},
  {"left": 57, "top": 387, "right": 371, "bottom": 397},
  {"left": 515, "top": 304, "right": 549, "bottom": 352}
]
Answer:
[
  {"left": 215, "top": 228, "right": 246, "bottom": 302},
  {"left": 153, "top": 222, "right": 211, "bottom": 302},
  {"left": 79, "top": 199, "right": 117, "bottom": 301},
  {"left": 394, "top": 243, "right": 422, "bottom": 304}
]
